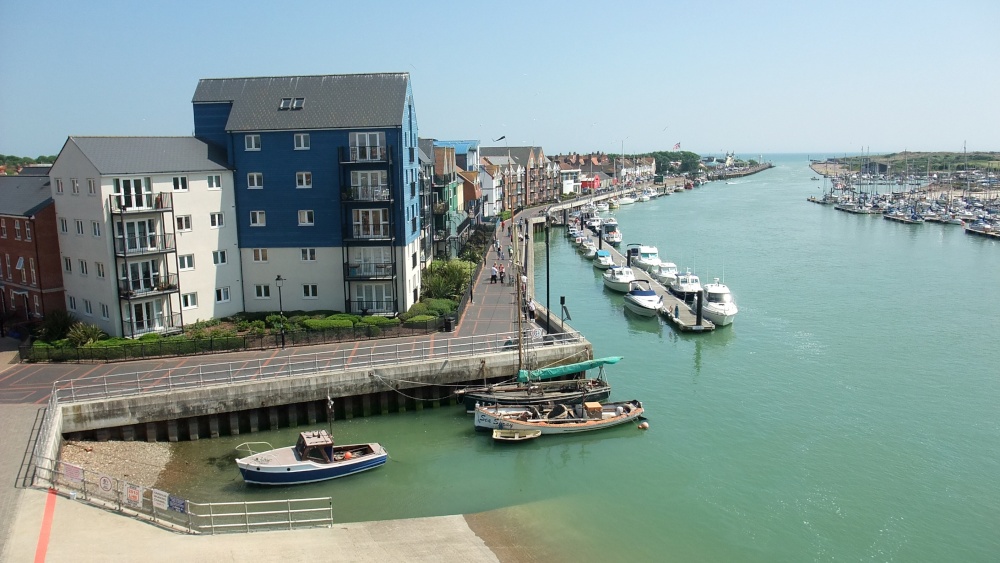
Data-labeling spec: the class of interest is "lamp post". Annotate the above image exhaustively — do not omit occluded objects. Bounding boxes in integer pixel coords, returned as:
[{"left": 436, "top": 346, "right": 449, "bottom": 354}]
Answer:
[{"left": 275, "top": 275, "right": 285, "bottom": 349}]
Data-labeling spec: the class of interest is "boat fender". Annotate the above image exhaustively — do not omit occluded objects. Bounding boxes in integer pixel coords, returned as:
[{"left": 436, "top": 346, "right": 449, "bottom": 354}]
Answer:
[
  {"left": 638, "top": 421, "right": 649, "bottom": 430},
  {"left": 615, "top": 406, "right": 624, "bottom": 416},
  {"left": 344, "top": 451, "right": 353, "bottom": 460}
]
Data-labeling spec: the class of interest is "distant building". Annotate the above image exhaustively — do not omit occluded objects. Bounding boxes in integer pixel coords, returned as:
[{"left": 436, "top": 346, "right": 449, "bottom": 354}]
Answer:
[
  {"left": 0, "top": 167, "right": 65, "bottom": 327},
  {"left": 192, "top": 73, "right": 422, "bottom": 315},
  {"left": 48, "top": 137, "right": 242, "bottom": 337}
]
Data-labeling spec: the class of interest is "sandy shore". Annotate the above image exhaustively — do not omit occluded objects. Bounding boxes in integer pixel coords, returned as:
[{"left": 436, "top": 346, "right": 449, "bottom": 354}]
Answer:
[{"left": 59, "top": 440, "right": 172, "bottom": 487}]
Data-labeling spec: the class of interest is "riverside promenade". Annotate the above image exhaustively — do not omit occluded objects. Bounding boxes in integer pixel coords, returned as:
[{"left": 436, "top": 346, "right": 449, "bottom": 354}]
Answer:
[{"left": 0, "top": 218, "right": 550, "bottom": 562}]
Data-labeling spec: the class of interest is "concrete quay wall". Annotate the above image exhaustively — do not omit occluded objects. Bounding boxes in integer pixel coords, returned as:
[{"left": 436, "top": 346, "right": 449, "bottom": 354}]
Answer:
[{"left": 58, "top": 341, "right": 592, "bottom": 440}]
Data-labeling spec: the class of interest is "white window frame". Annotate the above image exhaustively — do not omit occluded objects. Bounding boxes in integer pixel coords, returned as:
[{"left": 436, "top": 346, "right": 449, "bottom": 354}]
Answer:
[
  {"left": 71, "top": 178, "right": 80, "bottom": 195},
  {"left": 296, "top": 171, "right": 312, "bottom": 188},
  {"left": 300, "top": 248, "right": 316, "bottom": 261},
  {"left": 59, "top": 218, "right": 68, "bottom": 233},
  {"left": 247, "top": 173, "right": 263, "bottom": 189},
  {"left": 79, "top": 260, "right": 88, "bottom": 276},
  {"left": 96, "top": 262, "right": 106, "bottom": 279},
  {"left": 250, "top": 211, "right": 266, "bottom": 226},
  {"left": 100, "top": 303, "right": 110, "bottom": 319},
  {"left": 216, "top": 287, "right": 230, "bottom": 303},
  {"left": 91, "top": 221, "right": 102, "bottom": 237},
  {"left": 172, "top": 176, "right": 188, "bottom": 191},
  {"left": 298, "top": 210, "right": 315, "bottom": 226},
  {"left": 13, "top": 221, "right": 21, "bottom": 240},
  {"left": 63, "top": 257, "right": 72, "bottom": 273},
  {"left": 245, "top": 134, "right": 261, "bottom": 151},
  {"left": 68, "top": 295, "right": 76, "bottom": 310},
  {"left": 75, "top": 220, "right": 85, "bottom": 236},
  {"left": 252, "top": 248, "right": 268, "bottom": 262},
  {"left": 303, "top": 284, "right": 318, "bottom": 299},
  {"left": 294, "top": 133, "right": 310, "bottom": 150},
  {"left": 24, "top": 222, "right": 31, "bottom": 241},
  {"left": 84, "top": 299, "right": 93, "bottom": 316},
  {"left": 29, "top": 257, "right": 36, "bottom": 285},
  {"left": 181, "top": 292, "right": 198, "bottom": 309},
  {"left": 207, "top": 175, "right": 222, "bottom": 190},
  {"left": 210, "top": 212, "right": 224, "bottom": 228},
  {"left": 212, "top": 250, "right": 228, "bottom": 265},
  {"left": 179, "top": 254, "right": 195, "bottom": 271},
  {"left": 87, "top": 178, "right": 97, "bottom": 195},
  {"left": 0, "top": 219, "right": 5, "bottom": 238},
  {"left": 254, "top": 284, "right": 271, "bottom": 299},
  {"left": 56, "top": 179, "right": 64, "bottom": 194},
  {"left": 176, "top": 215, "right": 192, "bottom": 231}
]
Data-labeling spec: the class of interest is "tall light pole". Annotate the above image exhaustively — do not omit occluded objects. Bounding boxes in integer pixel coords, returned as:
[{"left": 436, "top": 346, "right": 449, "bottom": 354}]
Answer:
[{"left": 275, "top": 274, "right": 285, "bottom": 349}]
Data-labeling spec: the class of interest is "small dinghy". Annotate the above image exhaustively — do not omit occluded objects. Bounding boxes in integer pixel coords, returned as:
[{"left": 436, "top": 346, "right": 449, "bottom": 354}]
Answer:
[{"left": 492, "top": 429, "right": 542, "bottom": 442}]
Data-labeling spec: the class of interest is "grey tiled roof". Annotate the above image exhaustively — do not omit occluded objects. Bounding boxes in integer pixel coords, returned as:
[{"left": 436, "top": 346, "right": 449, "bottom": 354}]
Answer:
[
  {"left": 0, "top": 174, "right": 53, "bottom": 217},
  {"left": 193, "top": 73, "right": 409, "bottom": 132},
  {"left": 69, "top": 137, "right": 229, "bottom": 175}
]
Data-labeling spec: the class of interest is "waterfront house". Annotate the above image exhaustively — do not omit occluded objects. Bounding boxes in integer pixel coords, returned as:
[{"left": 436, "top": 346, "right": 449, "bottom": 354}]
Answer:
[
  {"left": 48, "top": 137, "right": 243, "bottom": 338},
  {"left": 192, "top": 73, "right": 422, "bottom": 315}
]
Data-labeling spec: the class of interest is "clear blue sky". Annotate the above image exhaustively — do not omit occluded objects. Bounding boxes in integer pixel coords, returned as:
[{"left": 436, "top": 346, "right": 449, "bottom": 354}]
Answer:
[{"left": 2, "top": 0, "right": 998, "bottom": 159}]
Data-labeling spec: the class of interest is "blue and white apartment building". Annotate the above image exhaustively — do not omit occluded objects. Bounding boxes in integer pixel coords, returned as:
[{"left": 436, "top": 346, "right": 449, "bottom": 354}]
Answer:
[{"left": 192, "top": 73, "right": 422, "bottom": 316}]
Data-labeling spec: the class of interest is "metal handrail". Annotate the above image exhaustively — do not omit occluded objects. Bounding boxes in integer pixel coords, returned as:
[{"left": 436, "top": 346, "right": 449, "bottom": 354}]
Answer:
[{"left": 51, "top": 330, "right": 586, "bottom": 403}]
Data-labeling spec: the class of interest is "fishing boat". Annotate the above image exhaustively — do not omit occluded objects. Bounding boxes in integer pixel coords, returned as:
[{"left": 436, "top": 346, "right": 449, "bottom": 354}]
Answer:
[
  {"left": 622, "top": 280, "right": 663, "bottom": 317},
  {"left": 602, "top": 265, "right": 636, "bottom": 292},
  {"left": 235, "top": 430, "right": 387, "bottom": 485},
  {"left": 668, "top": 269, "right": 702, "bottom": 302},
  {"left": 593, "top": 249, "right": 615, "bottom": 270},
  {"left": 701, "top": 278, "right": 739, "bottom": 326},
  {"left": 456, "top": 356, "right": 620, "bottom": 412},
  {"left": 474, "top": 399, "right": 644, "bottom": 435},
  {"left": 492, "top": 429, "right": 541, "bottom": 442}
]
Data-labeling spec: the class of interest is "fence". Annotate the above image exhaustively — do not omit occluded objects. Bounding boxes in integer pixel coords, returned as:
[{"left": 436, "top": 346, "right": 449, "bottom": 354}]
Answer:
[
  {"left": 19, "top": 318, "right": 443, "bottom": 363},
  {"left": 51, "top": 330, "right": 586, "bottom": 404},
  {"left": 33, "top": 453, "right": 333, "bottom": 534}
]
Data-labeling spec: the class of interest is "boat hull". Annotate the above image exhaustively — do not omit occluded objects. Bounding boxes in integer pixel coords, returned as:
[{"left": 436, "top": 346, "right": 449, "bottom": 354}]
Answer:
[
  {"left": 474, "top": 401, "right": 644, "bottom": 435},
  {"left": 603, "top": 278, "right": 632, "bottom": 292},
  {"left": 236, "top": 443, "right": 387, "bottom": 485},
  {"left": 623, "top": 298, "right": 660, "bottom": 317},
  {"left": 460, "top": 381, "right": 612, "bottom": 413}
]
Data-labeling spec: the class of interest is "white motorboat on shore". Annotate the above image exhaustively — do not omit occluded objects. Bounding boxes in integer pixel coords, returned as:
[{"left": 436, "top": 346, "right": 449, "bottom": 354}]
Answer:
[
  {"left": 593, "top": 249, "right": 614, "bottom": 269},
  {"left": 701, "top": 278, "right": 739, "bottom": 326},
  {"left": 623, "top": 280, "right": 663, "bottom": 317},
  {"left": 668, "top": 269, "right": 702, "bottom": 302},
  {"left": 602, "top": 265, "right": 636, "bottom": 292},
  {"left": 650, "top": 261, "right": 678, "bottom": 286}
]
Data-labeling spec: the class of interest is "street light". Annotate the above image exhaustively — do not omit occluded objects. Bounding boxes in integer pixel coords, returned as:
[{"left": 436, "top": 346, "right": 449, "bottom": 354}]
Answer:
[{"left": 275, "top": 275, "right": 285, "bottom": 349}]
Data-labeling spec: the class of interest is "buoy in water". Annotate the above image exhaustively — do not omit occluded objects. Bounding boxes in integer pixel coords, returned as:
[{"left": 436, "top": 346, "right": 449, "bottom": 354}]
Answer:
[{"left": 638, "top": 421, "right": 649, "bottom": 430}]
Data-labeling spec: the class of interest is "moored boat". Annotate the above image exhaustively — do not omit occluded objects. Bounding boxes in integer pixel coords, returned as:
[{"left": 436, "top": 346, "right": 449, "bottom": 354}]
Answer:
[
  {"left": 456, "top": 356, "right": 620, "bottom": 412},
  {"left": 651, "top": 261, "right": 678, "bottom": 286},
  {"left": 235, "top": 430, "right": 387, "bottom": 485},
  {"left": 634, "top": 245, "right": 661, "bottom": 271},
  {"left": 602, "top": 265, "right": 636, "bottom": 292},
  {"left": 701, "top": 278, "right": 739, "bottom": 326},
  {"left": 492, "top": 429, "right": 541, "bottom": 442},
  {"left": 593, "top": 249, "right": 614, "bottom": 269},
  {"left": 474, "top": 400, "right": 644, "bottom": 434},
  {"left": 668, "top": 269, "right": 702, "bottom": 302},
  {"left": 623, "top": 280, "right": 663, "bottom": 317}
]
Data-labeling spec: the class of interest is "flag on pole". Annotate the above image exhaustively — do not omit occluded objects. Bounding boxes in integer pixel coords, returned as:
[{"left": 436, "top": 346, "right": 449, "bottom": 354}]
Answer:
[{"left": 673, "top": 142, "right": 681, "bottom": 150}]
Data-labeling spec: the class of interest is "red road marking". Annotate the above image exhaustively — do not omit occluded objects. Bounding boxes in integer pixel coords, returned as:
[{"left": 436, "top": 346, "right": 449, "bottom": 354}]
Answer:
[{"left": 34, "top": 487, "right": 57, "bottom": 562}]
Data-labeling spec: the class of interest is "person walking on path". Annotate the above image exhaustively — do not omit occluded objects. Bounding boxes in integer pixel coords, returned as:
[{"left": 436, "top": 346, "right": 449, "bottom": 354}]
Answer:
[
  {"left": 491, "top": 263, "right": 498, "bottom": 284},
  {"left": 498, "top": 264, "right": 506, "bottom": 285},
  {"left": 528, "top": 301, "right": 536, "bottom": 321}
]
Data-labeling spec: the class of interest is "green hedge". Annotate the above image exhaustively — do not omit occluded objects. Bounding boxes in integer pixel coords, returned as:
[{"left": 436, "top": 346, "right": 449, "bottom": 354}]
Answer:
[{"left": 301, "top": 318, "right": 355, "bottom": 331}]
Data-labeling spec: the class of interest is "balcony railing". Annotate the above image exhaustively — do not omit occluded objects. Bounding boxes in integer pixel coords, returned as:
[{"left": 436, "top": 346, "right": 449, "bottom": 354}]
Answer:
[
  {"left": 345, "top": 184, "right": 391, "bottom": 201},
  {"left": 433, "top": 202, "right": 449, "bottom": 214},
  {"left": 109, "top": 192, "right": 173, "bottom": 214},
  {"left": 118, "top": 273, "right": 179, "bottom": 300},
  {"left": 114, "top": 233, "right": 176, "bottom": 256},
  {"left": 347, "top": 299, "right": 395, "bottom": 315},
  {"left": 349, "top": 224, "right": 392, "bottom": 240},
  {"left": 122, "top": 312, "right": 182, "bottom": 339},
  {"left": 346, "top": 262, "right": 394, "bottom": 279},
  {"left": 340, "top": 145, "right": 387, "bottom": 163}
]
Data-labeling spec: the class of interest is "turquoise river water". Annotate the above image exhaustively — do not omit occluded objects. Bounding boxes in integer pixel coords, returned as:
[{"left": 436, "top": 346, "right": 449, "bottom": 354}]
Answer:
[{"left": 167, "top": 154, "right": 999, "bottom": 562}]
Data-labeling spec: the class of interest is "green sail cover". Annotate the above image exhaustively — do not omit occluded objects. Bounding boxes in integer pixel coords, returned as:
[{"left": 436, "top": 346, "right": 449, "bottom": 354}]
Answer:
[{"left": 516, "top": 356, "right": 623, "bottom": 383}]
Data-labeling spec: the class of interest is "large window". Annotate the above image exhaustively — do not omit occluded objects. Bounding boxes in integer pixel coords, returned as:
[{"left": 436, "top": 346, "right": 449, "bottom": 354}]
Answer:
[
  {"left": 351, "top": 132, "right": 384, "bottom": 161},
  {"left": 350, "top": 170, "right": 388, "bottom": 200},
  {"left": 113, "top": 177, "right": 151, "bottom": 209},
  {"left": 351, "top": 208, "right": 389, "bottom": 238},
  {"left": 351, "top": 282, "right": 392, "bottom": 313}
]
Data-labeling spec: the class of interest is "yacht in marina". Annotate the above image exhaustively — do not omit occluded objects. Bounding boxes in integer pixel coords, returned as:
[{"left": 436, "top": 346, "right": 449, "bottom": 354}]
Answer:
[
  {"left": 701, "top": 278, "right": 739, "bottom": 326},
  {"left": 602, "top": 265, "right": 636, "bottom": 293},
  {"left": 622, "top": 280, "right": 663, "bottom": 317},
  {"left": 668, "top": 269, "right": 702, "bottom": 302}
]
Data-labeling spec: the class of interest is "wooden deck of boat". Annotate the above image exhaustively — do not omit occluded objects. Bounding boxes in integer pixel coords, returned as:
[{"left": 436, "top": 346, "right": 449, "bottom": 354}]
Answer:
[{"left": 588, "top": 236, "right": 716, "bottom": 333}]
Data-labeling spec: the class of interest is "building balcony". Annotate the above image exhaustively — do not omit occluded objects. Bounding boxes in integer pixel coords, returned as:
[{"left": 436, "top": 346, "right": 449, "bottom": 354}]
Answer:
[
  {"left": 118, "top": 273, "right": 179, "bottom": 300},
  {"left": 433, "top": 202, "right": 450, "bottom": 215},
  {"left": 114, "top": 233, "right": 176, "bottom": 257},
  {"left": 122, "top": 312, "right": 182, "bottom": 339},
  {"left": 346, "top": 261, "right": 395, "bottom": 280},
  {"left": 340, "top": 145, "right": 388, "bottom": 164},
  {"left": 109, "top": 192, "right": 173, "bottom": 214},
  {"left": 343, "top": 184, "right": 392, "bottom": 202},
  {"left": 347, "top": 299, "right": 395, "bottom": 316},
  {"left": 347, "top": 224, "right": 393, "bottom": 241}
]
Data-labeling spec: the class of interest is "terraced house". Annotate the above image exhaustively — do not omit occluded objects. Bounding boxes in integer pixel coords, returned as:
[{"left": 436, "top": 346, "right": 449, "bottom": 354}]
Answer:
[{"left": 192, "top": 73, "right": 422, "bottom": 315}]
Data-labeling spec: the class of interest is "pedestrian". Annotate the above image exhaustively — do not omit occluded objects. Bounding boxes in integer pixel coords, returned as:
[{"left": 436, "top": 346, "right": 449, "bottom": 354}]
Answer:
[
  {"left": 528, "top": 301, "right": 536, "bottom": 321},
  {"left": 499, "top": 264, "right": 505, "bottom": 284},
  {"left": 491, "top": 263, "right": 498, "bottom": 284},
  {"left": 507, "top": 244, "right": 512, "bottom": 257}
]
